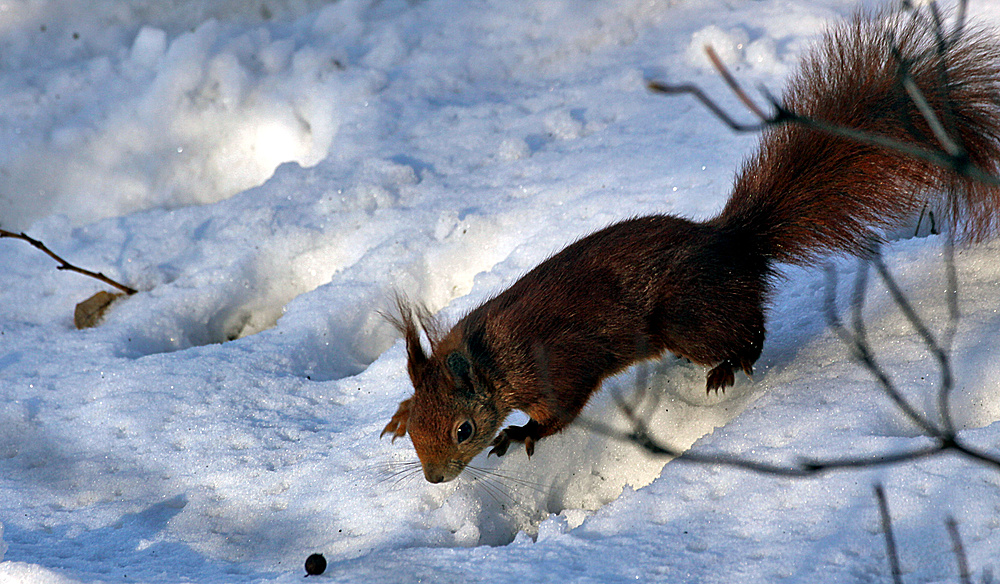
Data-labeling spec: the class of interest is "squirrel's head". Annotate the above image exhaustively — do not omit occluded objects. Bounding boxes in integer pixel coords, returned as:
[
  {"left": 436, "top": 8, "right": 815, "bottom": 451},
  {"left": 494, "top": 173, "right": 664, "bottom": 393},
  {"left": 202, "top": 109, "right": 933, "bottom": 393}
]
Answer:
[{"left": 382, "top": 299, "right": 506, "bottom": 483}]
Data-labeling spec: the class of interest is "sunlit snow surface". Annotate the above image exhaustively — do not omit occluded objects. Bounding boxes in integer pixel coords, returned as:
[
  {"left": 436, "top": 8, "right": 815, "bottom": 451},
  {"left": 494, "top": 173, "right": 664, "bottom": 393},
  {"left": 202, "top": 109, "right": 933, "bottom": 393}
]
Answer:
[{"left": 2, "top": 0, "right": 1000, "bottom": 582}]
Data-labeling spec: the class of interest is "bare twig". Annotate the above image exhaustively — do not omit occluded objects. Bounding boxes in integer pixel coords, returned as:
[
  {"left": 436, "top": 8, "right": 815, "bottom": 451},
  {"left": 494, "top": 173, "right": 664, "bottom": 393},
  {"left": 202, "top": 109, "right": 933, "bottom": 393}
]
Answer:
[
  {"left": 952, "top": 0, "right": 968, "bottom": 44},
  {"left": 646, "top": 4, "right": 1000, "bottom": 188},
  {"left": 578, "top": 233, "right": 1000, "bottom": 478},
  {"left": 647, "top": 78, "right": 765, "bottom": 133},
  {"left": 579, "top": 408, "right": 947, "bottom": 478},
  {"left": 586, "top": 256, "right": 1000, "bottom": 477},
  {"left": 872, "top": 489, "right": 982, "bottom": 584},
  {"left": 0, "top": 229, "right": 138, "bottom": 295},
  {"left": 871, "top": 255, "right": 957, "bottom": 435},
  {"left": 660, "top": 74, "right": 1000, "bottom": 182},
  {"left": 824, "top": 261, "right": 940, "bottom": 437},
  {"left": 875, "top": 485, "right": 905, "bottom": 584},
  {"left": 907, "top": 0, "right": 969, "bottom": 48},
  {"left": 894, "top": 46, "right": 965, "bottom": 159},
  {"left": 943, "top": 225, "right": 961, "bottom": 347},
  {"left": 705, "top": 47, "right": 772, "bottom": 120},
  {"left": 946, "top": 516, "right": 973, "bottom": 584}
]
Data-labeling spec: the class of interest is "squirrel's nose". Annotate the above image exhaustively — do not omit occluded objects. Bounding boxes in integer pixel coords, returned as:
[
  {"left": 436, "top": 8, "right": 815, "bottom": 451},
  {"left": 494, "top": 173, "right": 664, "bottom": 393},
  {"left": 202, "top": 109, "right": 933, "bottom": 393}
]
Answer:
[{"left": 424, "top": 471, "right": 445, "bottom": 483}]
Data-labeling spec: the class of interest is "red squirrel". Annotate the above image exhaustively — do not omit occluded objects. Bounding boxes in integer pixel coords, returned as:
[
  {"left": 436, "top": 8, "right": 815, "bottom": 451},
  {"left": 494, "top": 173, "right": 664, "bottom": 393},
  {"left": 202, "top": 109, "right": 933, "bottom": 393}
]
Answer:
[{"left": 382, "top": 10, "right": 1000, "bottom": 483}]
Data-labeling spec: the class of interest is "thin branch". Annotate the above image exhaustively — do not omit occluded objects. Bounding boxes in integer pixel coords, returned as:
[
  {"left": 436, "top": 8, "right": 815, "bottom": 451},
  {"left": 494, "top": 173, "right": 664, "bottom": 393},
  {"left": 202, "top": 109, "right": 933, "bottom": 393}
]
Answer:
[
  {"left": 771, "top": 103, "right": 1000, "bottom": 187},
  {"left": 871, "top": 256, "right": 956, "bottom": 436},
  {"left": 949, "top": 441, "right": 1000, "bottom": 472},
  {"left": 660, "top": 72, "right": 998, "bottom": 181},
  {"left": 824, "top": 263, "right": 940, "bottom": 437},
  {"left": 911, "top": 0, "right": 970, "bottom": 51},
  {"left": 894, "top": 1, "right": 970, "bottom": 173},
  {"left": 946, "top": 517, "right": 973, "bottom": 584},
  {"left": 647, "top": 80, "right": 765, "bottom": 133},
  {"left": 580, "top": 409, "right": 947, "bottom": 478},
  {"left": 925, "top": 1, "right": 952, "bottom": 55},
  {"left": 703, "top": 46, "right": 773, "bottom": 121},
  {"left": 895, "top": 49, "right": 964, "bottom": 158},
  {"left": 0, "top": 229, "right": 138, "bottom": 295},
  {"left": 951, "top": 0, "right": 968, "bottom": 45},
  {"left": 686, "top": 444, "right": 944, "bottom": 477},
  {"left": 942, "top": 227, "right": 961, "bottom": 352},
  {"left": 578, "top": 246, "right": 1000, "bottom": 479},
  {"left": 646, "top": 17, "right": 1000, "bottom": 188},
  {"left": 875, "top": 485, "right": 905, "bottom": 584}
]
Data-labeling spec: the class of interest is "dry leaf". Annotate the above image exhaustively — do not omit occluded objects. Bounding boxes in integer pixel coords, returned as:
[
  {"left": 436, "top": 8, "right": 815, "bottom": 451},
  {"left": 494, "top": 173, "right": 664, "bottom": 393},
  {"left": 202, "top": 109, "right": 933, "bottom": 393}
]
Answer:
[{"left": 75, "top": 290, "right": 124, "bottom": 329}]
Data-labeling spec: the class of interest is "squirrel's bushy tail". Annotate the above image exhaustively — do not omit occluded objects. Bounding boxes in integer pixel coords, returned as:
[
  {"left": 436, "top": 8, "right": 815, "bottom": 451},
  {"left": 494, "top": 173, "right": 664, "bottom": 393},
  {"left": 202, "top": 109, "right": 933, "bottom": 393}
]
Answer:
[{"left": 719, "top": 10, "right": 1000, "bottom": 265}]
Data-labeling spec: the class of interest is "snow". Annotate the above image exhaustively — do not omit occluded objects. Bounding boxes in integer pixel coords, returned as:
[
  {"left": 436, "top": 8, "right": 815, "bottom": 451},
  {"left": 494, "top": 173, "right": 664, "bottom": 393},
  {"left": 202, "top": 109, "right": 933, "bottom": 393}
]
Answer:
[{"left": 1, "top": 0, "right": 999, "bottom": 582}]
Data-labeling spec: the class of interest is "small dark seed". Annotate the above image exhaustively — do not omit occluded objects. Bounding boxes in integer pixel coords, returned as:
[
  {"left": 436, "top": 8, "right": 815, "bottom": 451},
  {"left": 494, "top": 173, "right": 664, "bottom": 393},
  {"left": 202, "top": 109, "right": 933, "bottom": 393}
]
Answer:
[{"left": 304, "top": 553, "right": 327, "bottom": 576}]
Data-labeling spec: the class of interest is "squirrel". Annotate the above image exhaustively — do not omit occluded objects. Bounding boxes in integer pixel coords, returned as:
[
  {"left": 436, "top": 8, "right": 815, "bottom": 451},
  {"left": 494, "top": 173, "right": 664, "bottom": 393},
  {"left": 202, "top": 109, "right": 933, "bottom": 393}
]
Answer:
[{"left": 382, "top": 9, "right": 1000, "bottom": 483}]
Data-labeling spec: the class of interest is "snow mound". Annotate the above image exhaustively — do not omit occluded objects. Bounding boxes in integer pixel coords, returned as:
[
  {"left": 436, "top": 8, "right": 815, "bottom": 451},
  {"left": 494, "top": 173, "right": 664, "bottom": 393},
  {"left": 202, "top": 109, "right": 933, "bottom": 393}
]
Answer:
[{"left": 1, "top": 1, "right": 374, "bottom": 230}]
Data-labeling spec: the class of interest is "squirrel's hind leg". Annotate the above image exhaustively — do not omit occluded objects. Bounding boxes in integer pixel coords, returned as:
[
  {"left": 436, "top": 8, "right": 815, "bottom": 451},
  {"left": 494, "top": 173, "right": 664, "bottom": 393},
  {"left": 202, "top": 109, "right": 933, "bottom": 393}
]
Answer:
[
  {"left": 706, "top": 362, "right": 736, "bottom": 392},
  {"left": 705, "top": 356, "right": 755, "bottom": 393}
]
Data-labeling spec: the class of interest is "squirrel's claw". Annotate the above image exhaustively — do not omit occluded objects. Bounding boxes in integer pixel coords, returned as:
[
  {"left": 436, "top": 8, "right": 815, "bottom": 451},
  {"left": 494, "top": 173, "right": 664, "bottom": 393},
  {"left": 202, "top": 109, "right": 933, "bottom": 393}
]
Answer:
[
  {"left": 705, "top": 362, "right": 734, "bottom": 393},
  {"left": 488, "top": 431, "right": 512, "bottom": 457},
  {"left": 381, "top": 397, "right": 413, "bottom": 442},
  {"left": 523, "top": 436, "right": 535, "bottom": 458},
  {"left": 706, "top": 357, "right": 757, "bottom": 393},
  {"left": 489, "top": 422, "right": 541, "bottom": 457}
]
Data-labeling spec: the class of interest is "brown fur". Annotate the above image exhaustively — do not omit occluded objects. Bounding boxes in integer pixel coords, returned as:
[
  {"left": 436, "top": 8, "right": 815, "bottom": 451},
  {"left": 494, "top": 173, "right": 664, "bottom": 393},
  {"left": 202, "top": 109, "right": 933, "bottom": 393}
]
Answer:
[{"left": 382, "top": 11, "right": 1000, "bottom": 483}]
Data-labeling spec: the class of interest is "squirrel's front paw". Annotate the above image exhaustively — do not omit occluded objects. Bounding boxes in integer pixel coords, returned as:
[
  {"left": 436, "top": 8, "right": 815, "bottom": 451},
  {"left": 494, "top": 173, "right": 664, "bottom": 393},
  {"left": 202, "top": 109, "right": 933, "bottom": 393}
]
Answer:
[
  {"left": 380, "top": 397, "right": 413, "bottom": 442},
  {"left": 488, "top": 430, "right": 512, "bottom": 457},
  {"left": 488, "top": 422, "right": 540, "bottom": 458}
]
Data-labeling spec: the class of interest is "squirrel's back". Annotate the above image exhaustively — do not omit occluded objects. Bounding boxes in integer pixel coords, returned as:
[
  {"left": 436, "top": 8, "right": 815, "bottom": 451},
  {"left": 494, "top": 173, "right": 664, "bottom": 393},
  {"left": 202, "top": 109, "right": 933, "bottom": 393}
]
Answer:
[{"left": 720, "top": 11, "right": 1000, "bottom": 265}]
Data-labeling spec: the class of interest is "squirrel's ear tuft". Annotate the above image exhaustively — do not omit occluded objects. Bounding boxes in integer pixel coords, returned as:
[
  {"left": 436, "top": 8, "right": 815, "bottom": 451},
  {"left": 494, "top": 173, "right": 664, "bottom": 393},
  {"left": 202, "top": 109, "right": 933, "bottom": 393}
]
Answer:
[
  {"left": 386, "top": 294, "right": 437, "bottom": 382},
  {"left": 402, "top": 315, "right": 428, "bottom": 381}
]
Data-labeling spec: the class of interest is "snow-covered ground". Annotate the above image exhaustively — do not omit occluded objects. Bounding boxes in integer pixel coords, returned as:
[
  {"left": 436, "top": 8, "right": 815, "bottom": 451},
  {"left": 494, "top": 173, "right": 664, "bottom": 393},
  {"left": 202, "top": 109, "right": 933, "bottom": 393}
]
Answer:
[{"left": 2, "top": 0, "right": 1000, "bottom": 582}]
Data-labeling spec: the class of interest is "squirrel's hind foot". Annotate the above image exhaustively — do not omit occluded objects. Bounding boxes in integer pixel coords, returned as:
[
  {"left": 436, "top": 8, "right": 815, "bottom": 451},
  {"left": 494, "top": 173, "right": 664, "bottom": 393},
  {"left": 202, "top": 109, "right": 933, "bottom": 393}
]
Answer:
[{"left": 706, "top": 358, "right": 755, "bottom": 393}]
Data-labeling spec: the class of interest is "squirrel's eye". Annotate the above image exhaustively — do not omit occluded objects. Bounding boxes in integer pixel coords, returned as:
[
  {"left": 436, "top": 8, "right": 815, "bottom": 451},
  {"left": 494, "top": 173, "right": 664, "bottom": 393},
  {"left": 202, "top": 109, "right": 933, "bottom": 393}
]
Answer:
[{"left": 455, "top": 420, "right": 475, "bottom": 444}]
